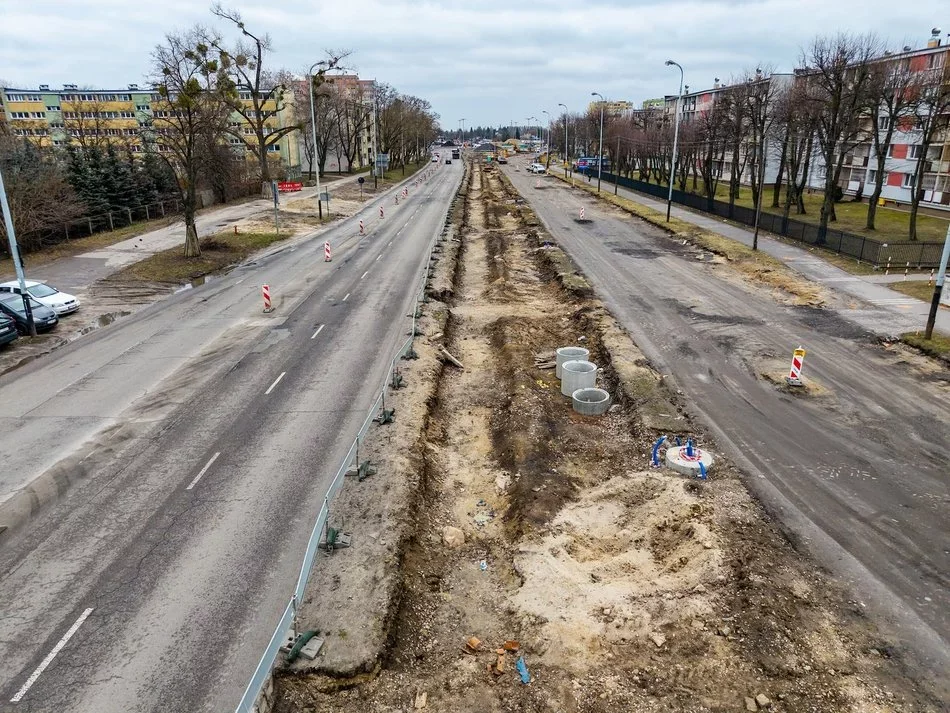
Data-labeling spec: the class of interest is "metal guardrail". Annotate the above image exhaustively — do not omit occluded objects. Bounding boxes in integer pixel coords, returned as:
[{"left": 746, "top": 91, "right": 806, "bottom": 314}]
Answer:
[{"left": 233, "top": 170, "right": 447, "bottom": 713}]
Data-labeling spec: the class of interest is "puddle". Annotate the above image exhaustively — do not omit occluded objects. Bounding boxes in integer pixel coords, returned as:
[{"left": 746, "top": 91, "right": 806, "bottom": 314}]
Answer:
[{"left": 174, "top": 274, "right": 214, "bottom": 293}]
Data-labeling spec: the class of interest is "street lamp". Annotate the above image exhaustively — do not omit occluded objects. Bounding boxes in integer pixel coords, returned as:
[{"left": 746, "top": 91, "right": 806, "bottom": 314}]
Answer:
[
  {"left": 665, "top": 59, "right": 684, "bottom": 222},
  {"left": 591, "top": 92, "right": 605, "bottom": 192},
  {"left": 526, "top": 116, "right": 537, "bottom": 153},
  {"left": 307, "top": 62, "right": 326, "bottom": 218},
  {"left": 542, "top": 110, "right": 551, "bottom": 168},
  {"left": 0, "top": 166, "right": 36, "bottom": 335},
  {"left": 458, "top": 118, "right": 466, "bottom": 146},
  {"left": 558, "top": 102, "right": 569, "bottom": 176}
]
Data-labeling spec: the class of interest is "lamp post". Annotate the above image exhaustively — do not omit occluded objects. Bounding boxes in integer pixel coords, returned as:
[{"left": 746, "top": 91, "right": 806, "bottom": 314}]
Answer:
[
  {"left": 307, "top": 61, "right": 323, "bottom": 219},
  {"left": 526, "top": 116, "right": 537, "bottom": 153},
  {"left": 458, "top": 118, "right": 466, "bottom": 146},
  {"left": 542, "top": 110, "right": 552, "bottom": 169},
  {"left": 0, "top": 166, "right": 36, "bottom": 335},
  {"left": 591, "top": 92, "right": 605, "bottom": 192},
  {"left": 664, "top": 59, "right": 684, "bottom": 221},
  {"left": 558, "top": 102, "right": 569, "bottom": 177}
]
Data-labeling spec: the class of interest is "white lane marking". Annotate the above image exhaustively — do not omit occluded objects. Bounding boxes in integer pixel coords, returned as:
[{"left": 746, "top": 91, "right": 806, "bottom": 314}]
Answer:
[
  {"left": 310, "top": 324, "right": 325, "bottom": 340},
  {"left": 360, "top": 271, "right": 369, "bottom": 280},
  {"left": 265, "top": 372, "right": 286, "bottom": 395},
  {"left": 388, "top": 241, "right": 392, "bottom": 247},
  {"left": 343, "top": 293, "right": 350, "bottom": 302},
  {"left": 186, "top": 452, "right": 221, "bottom": 490},
  {"left": 375, "top": 255, "right": 381, "bottom": 261},
  {"left": 11, "top": 608, "right": 95, "bottom": 703}
]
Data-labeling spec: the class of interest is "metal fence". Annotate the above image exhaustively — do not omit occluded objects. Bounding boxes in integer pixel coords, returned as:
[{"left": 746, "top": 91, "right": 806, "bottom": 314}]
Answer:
[
  {"left": 63, "top": 198, "right": 183, "bottom": 240},
  {"left": 597, "top": 171, "right": 946, "bottom": 268},
  {"left": 233, "top": 196, "right": 443, "bottom": 713}
]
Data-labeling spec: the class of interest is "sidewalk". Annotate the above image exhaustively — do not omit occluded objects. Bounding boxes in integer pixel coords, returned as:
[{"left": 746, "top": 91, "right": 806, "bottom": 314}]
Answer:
[
  {"left": 8, "top": 177, "right": 351, "bottom": 295},
  {"left": 576, "top": 175, "right": 950, "bottom": 337}
]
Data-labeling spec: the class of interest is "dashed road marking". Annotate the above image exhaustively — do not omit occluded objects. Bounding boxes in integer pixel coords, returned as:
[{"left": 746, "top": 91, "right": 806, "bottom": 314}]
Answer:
[
  {"left": 343, "top": 293, "right": 350, "bottom": 302},
  {"left": 311, "top": 324, "right": 325, "bottom": 340},
  {"left": 360, "top": 271, "right": 369, "bottom": 280},
  {"left": 11, "top": 608, "right": 95, "bottom": 702},
  {"left": 375, "top": 255, "right": 381, "bottom": 261},
  {"left": 186, "top": 452, "right": 221, "bottom": 490},
  {"left": 265, "top": 372, "right": 286, "bottom": 395}
]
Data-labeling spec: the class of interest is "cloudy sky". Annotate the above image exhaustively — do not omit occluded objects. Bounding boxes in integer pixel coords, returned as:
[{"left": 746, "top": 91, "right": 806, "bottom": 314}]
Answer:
[{"left": 0, "top": 0, "right": 946, "bottom": 130}]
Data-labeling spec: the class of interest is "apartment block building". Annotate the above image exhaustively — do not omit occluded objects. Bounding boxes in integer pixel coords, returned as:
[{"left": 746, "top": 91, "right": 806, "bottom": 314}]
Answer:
[
  {"left": 588, "top": 99, "right": 634, "bottom": 117},
  {"left": 661, "top": 31, "right": 950, "bottom": 212},
  {"left": 296, "top": 74, "right": 376, "bottom": 174},
  {"left": 0, "top": 82, "right": 301, "bottom": 172}
]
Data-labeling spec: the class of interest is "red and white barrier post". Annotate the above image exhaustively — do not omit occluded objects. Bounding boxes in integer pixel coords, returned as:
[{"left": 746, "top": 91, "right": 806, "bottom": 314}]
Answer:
[
  {"left": 785, "top": 346, "right": 806, "bottom": 387},
  {"left": 324, "top": 241, "right": 331, "bottom": 262},
  {"left": 359, "top": 219, "right": 364, "bottom": 235},
  {"left": 403, "top": 187, "right": 408, "bottom": 198},
  {"left": 579, "top": 207, "right": 585, "bottom": 220},
  {"left": 379, "top": 206, "right": 384, "bottom": 219},
  {"left": 262, "top": 284, "right": 274, "bottom": 313},
  {"left": 930, "top": 268, "right": 935, "bottom": 286}
]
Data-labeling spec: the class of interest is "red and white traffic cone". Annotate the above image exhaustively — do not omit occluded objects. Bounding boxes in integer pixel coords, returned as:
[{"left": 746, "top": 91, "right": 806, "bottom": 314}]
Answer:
[
  {"left": 380, "top": 206, "right": 384, "bottom": 219},
  {"left": 324, "top": 241, "right": 331, "bottom": 262},
  {"left": 785, "top": 346, "right": 806, "bottom": 387},
  {"left": 359, "top": 219, "right": 364, "bottom": 235},
  {"left": 262, "top": 284, "right": 274, "bottom": 313}
]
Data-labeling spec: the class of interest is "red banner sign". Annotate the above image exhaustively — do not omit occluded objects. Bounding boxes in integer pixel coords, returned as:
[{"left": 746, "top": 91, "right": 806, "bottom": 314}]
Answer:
[{"left": 277, "top": 181, "right": 303, "bottom": 192}]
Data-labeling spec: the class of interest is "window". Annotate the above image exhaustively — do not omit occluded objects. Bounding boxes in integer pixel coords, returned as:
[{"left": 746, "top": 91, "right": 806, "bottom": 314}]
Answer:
[
  {"left": 46, "top": 105, "right": 60, "bottom": 112},
  {"left": 10, "top": 112, "right": 29, "bottom": 119},
  {"left": 6, "top": 94, "right": 26, "bottom": 101},
  {"left": 53, "top": 140, "right": 65, "bottom": 146},
  {"left": 124, "top": 128, "right": 138, "bottom": 135},
  {"left": 267, "top": 144, "right": 281, "bottom": 152},
  {"left": 48, "top": 122, "right": 64, "bottom": 129},
  {"left": 879, "top": 116, "right": 891, "bottom": 130},
  {"left": 119, "top": 94, "right": 131, "bottom": 101},
  {"left": 909, "top": 145, "right": 923, "bottom": 159},
  {"left": 30, "top": 112, "right": 45, "bottom": 119},
  {"left": 130, "top": 144, "right": 142, "bottom": 153},
  {"left": 63, "top": 112, "right": 77, "bottom": 119},
  {"left": 120, "top": 111, "right": 135, "bottom": 118},
  {"left": 104, "top": 128, "right": 121, "bottom": 136},
  {"left": 34, "top": 128, "right": 48, "bottom": 136},
  {"left": 135, "top": 105, "right": 150, "bottom": 111},
  {"left": 902, "top": 173, "right": 915, "bottom": 188},
  {"left": 868, "top": 169, "right": 877, "bottom": 183}
]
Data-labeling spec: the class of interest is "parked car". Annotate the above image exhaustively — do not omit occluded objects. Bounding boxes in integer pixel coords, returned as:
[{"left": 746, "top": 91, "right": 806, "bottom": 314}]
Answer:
[
  {"left": 528, "top": 163, "right": 547, "bottom": 174},
  {"left": 0, "top": 313, "right": 18, "bottom": 348},
  {"left": 0, "top": 280, "right": 80, "bottom": 315},
  {"left": 0, "top": 293, "right": 59, "bottom": 333}
]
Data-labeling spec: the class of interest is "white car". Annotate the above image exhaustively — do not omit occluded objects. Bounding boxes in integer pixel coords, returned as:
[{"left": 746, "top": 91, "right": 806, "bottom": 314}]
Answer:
[
  {"left": 528, "top": 163, "right": 547, "bottom": 174},
  {"left": 0, "top": 280, "right": 81, "bottom": 315}
]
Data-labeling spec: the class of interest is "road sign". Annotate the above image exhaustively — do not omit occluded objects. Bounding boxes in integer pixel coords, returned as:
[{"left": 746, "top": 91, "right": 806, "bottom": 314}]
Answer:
[{"left": 357, "top": 177, "right": 365, "bottom": 184}]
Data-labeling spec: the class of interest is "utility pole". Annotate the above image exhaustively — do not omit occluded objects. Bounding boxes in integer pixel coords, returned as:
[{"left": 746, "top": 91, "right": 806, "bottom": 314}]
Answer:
[
  {"left": 307, "top": 62, "right": 323, "bottom": 219},
  {"left": 924, "top": 224, "right": 950, "bottom": 340},
  {"left": 371, "top": 81, "right": 379, "bottom": 190},
  {"left": 0, "top": 166, "right": 36, "bottom": 336},
  {"left": 615, "top": 135, "right": 621, "bottom": 195},
  {"left": 592, "top": 92, "right": 605, "bottom": 192},
  {"left": 558, "top": 103, "right": 569, "bottom": 177},
  {"left": 665, "top": 59, "right": 685, "bottom": 221},
  {"left": 753, "top": 137, "right": 767, "bottom": 250}
]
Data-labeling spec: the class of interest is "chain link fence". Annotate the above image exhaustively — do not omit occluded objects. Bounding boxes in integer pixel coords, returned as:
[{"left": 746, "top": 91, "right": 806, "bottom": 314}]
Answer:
[{"left": 598, "top": 171, "right": 946, "bottom": 268}]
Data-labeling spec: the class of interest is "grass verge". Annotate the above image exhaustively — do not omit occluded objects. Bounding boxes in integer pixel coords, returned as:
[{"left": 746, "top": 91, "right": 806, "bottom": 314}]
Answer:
[
  {"left": 111, "top": 230, "right": 288, "bottom": 284},
  {"left": 888, "top": 280, "right": 947, "bottom": 304},
  {"left": 901, "top": 330, "right": 950, "bottom": 363},
  {"left": 550, "top": 172, "right": 825, "bottom": 306},
  {"left": 1, "top": 216, "right": 179, "bottom": 278}
]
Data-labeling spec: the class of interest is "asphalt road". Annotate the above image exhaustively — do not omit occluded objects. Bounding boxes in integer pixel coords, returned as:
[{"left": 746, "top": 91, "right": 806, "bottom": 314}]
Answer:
[
  {"left": 0, "top": 160, "right": 461, "bottom": 712},
  {"left": 504, "top": 161, "right": 950, "bottom": 688}
]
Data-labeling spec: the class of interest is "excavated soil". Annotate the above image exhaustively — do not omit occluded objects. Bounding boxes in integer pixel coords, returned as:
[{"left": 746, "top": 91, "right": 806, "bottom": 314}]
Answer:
[{"left": 274, "top": 162, "right": 941, "bottom": 713}]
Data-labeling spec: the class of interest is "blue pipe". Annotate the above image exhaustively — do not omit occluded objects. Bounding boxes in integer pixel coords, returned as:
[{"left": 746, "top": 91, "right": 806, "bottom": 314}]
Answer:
[
  {"left": 698, "top": 461, "right": 707, "bottom": 480},
  {"left": 686, "top": 438, "right": 694, "bottom": 458}
]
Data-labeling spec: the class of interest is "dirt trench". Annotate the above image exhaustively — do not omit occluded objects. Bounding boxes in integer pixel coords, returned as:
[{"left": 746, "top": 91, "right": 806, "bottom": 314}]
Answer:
[{"left": 275, "top": 161, "right": 941, "bottom": 713}]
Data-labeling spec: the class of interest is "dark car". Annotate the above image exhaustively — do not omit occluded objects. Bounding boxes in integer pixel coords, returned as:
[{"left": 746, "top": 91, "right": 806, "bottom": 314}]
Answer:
[
  {"left": 0, "top": 293, "right": 59, "bottom": 334},
  {"left": 445, "top": 158, "right": 452, "bottom": 164},
  {"left": 0, "top": 313, "right": 18, "bottom": 347}
]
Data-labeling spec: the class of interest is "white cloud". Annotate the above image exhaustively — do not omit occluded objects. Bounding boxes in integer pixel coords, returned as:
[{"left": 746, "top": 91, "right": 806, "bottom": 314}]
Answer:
[{"left": 0, "top": 0, "right": 946, "bottom": 127}]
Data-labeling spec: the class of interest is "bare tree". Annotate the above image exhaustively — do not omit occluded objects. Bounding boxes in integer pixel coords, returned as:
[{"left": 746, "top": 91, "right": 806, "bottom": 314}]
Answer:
[
  {"left": 150, "top": 27, "right": 233, "bottom": 257},
  {"left": 0, "top": 133, "right": 84, "bottom": 251},
  {"left": 696, "top": 98, "right": 729, "bottom": 202},
  {"left": 746, "top": 67, "right": 780, "bottom": 212},
  {"left": 907, "top": 61, "right": 950, "bottom": 240},
  {"left": 774, "top": 74, "right": 819, "bottom": 224},
  {"left": 61, "top": 97, "right": 110, "bottom": 150},
  {"left": 865, "top": 56, "right": 920, "bottom": 229},
  {"left": 803, "top": 33, "right": 880, "bottom": 242}
]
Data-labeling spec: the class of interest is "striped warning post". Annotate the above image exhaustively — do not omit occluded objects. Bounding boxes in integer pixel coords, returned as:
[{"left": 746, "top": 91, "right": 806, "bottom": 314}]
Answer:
[
  {"left": 359, "top": 219, "right": 364, "bottom": 234},
  {"left": 579, "top": 207, "right": 585, "bottom": 220},
  {"left": 262, "top": 284, "right": 273, "bottom": 313},
  {"left": 324, "top": 241, "right": 331, "bottom": 262},
  {"left": 380, "top": 206, "right": 384, "bottom": 219},
  {"left": 403, "top": 187, "right": 408, "bottom": 198},
  {"left": 785, "top": 346, "right": 806, "bottom": 386}
]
